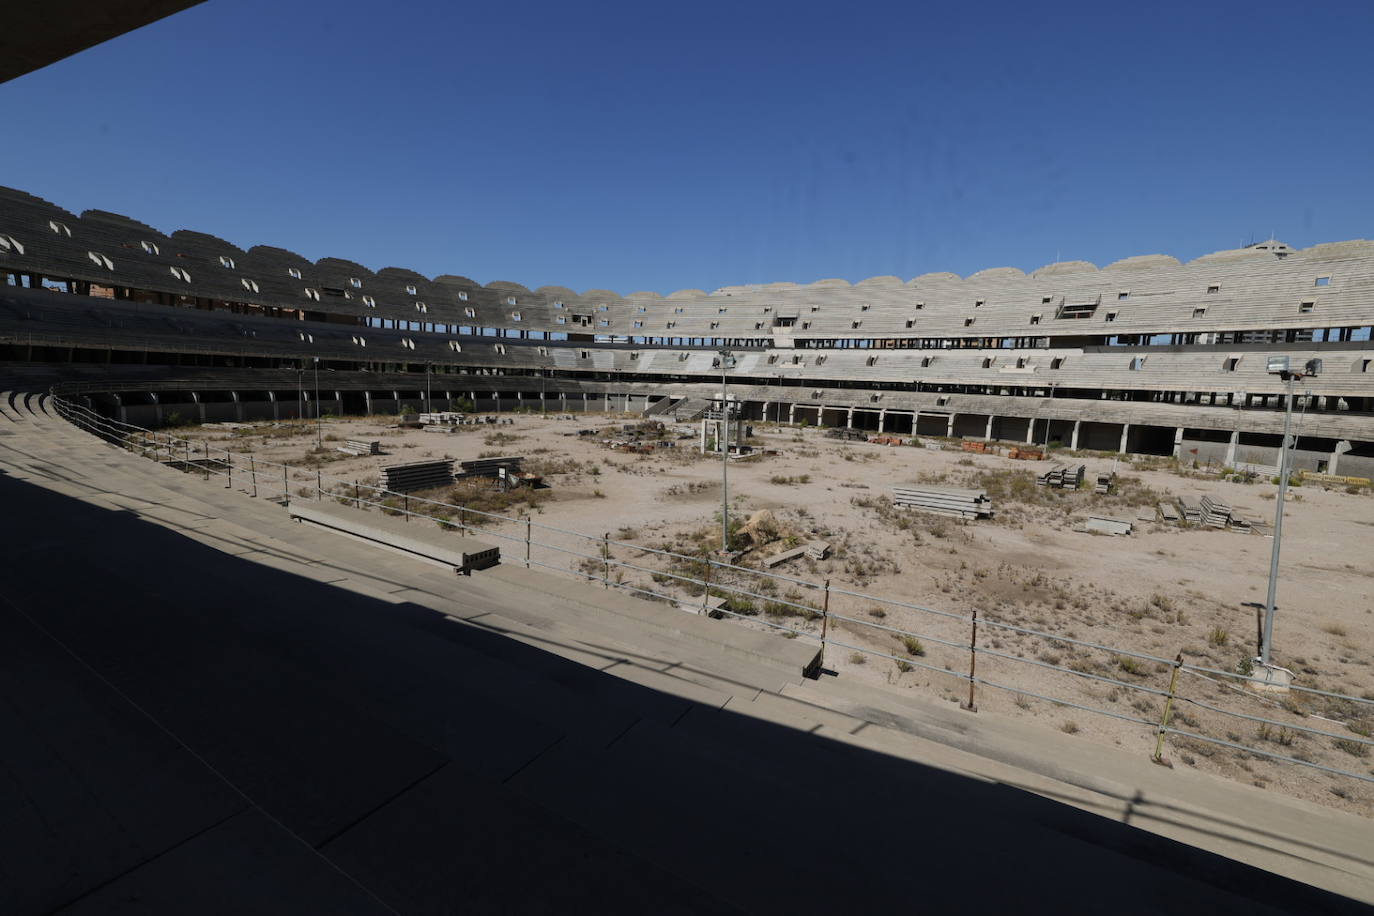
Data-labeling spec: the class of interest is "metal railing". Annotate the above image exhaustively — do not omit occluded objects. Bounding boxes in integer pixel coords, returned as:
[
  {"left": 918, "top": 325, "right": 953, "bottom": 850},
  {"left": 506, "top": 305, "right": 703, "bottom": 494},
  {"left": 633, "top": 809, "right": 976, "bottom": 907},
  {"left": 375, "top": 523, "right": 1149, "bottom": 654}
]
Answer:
[{"left": 50, "top": 395, "right": 1374, "bottom": 792}]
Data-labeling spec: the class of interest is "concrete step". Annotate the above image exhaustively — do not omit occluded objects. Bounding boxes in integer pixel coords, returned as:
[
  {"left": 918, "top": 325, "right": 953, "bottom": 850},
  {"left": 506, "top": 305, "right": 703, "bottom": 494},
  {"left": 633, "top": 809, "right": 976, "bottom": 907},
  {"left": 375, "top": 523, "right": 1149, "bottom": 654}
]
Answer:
[{"left": 784, "top": 674, "right": 1374, "bottom": 903}]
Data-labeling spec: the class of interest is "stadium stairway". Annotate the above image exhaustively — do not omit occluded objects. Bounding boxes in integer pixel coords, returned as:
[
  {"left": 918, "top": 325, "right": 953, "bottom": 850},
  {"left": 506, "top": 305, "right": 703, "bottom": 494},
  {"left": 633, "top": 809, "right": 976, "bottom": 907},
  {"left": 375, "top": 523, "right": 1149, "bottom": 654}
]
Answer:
[{"left": 1, "top": 387, "right": 1373, "bottom": 914}]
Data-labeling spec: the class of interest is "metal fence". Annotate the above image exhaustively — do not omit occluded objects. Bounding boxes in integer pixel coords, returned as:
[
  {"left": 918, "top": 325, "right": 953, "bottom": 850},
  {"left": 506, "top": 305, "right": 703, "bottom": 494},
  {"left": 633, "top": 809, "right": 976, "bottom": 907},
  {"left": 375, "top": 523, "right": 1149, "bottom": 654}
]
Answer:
[{"left": 50, "top": 395, "right": 1374, "bottom": 792}]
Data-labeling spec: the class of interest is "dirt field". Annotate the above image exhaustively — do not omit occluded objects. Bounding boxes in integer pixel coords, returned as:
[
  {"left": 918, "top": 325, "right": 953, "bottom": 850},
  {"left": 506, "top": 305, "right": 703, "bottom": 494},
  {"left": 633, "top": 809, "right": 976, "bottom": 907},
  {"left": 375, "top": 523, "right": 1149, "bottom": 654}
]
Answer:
[{"left": 171, "top": 410, "right": 1374, "bottom": 815}]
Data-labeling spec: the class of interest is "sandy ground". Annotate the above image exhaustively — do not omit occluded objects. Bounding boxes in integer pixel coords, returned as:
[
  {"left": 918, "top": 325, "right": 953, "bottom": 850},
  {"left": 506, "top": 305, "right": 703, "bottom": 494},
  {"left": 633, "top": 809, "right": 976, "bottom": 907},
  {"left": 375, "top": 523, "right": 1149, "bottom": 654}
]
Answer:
[{"left": 173, "top": 410, "right": 1374, "bottom": 816}]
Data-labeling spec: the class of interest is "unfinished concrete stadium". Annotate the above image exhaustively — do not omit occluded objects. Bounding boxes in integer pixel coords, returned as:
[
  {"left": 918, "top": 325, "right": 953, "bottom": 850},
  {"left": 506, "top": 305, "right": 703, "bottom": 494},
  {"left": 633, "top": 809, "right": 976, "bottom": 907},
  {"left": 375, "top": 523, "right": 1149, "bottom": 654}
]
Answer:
[{"left": 4, "top": 184, "right": 1374, "bottom": 915}]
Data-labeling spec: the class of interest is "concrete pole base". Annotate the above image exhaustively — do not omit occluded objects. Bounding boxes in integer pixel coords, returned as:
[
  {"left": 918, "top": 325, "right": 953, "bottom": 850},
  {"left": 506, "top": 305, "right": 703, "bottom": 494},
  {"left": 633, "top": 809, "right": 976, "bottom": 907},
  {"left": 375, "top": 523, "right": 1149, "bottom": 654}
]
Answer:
[{"left": 1245, "top": 661, "right": 1295, "bottom": 693}]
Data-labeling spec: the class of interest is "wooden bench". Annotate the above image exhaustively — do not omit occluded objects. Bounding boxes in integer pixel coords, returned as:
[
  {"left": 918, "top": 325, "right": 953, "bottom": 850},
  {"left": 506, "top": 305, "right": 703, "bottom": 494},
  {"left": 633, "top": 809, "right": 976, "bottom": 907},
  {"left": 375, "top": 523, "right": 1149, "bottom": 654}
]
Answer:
[{"left": 289, "top": 500, "right": 499, "bottom": 574}]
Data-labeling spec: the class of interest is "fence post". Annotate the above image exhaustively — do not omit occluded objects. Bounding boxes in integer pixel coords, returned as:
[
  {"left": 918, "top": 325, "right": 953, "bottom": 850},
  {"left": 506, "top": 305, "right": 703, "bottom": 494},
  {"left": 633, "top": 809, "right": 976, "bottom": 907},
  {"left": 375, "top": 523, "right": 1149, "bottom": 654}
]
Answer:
[
  {"left": 701, "top": 556, "right": 713, "bottom": 615},
  {"left": 354, "top": 480, "right": 360, "bottom": 509},
  {"left": 819, "top": 578, "right": 831, "bottom": 667},
  {"left": 225, "top": 450, "right": 232, "bottom": 489},
  {"left": 184, "top": 439, "right": 190, "bottom": 469},
  {"left": 317, "top": 469, "right": 322, "bottom": 501},
  {"left": 525, "top": 517, "right": 532, "bottom": 568},
  {"left": 961, "top": 607, "right": 979, "bottom": 712},
  {"left": 203, "top": 441, "right": 210, "bottom": 480},
  {"left": 283, "top": 465, "right": 289, "bottom": 503},
  {"left": 459, "top": 505, "right": 466, "bottom": 535},
  {"left": 602, "top": 532, "right": 610, "bottom": 588},
  {"left": 1152, "top": 653, "right": 1185, "bottom": 767},
  {"left": 404, "top": 493, "right": 410, "bottom": 521},
  {"left": 250, "top": 456, "right": 258, "bottom": 498}
]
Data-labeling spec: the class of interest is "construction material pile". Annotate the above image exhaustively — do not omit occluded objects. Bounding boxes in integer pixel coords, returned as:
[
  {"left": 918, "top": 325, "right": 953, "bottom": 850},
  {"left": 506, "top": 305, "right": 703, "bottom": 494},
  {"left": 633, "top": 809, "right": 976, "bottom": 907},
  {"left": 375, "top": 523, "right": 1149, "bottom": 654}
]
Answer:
[
  {"left": 1079, "top": 515, "right": 1133, "bottom": 536},
  {"left": 1037, "top": 464, "right": 1085, "bottom": 489},
  {"left": 763, "top": 541, "right": 831, "bottom": 568},
  {"left": 891, "top": 485, "right": 993, "bottom": 520},
  {"left": 379, "top": 458, "right": 455, "bottom": 493},
  {"left": 338, "top": 438, "right": 380, "bottom": 457},
  {"left": 457, "top": 456, "right": 523, "bottom": 480},
  {"left": 1164, "top": 496, "right": 1251, "bottom": 531}
]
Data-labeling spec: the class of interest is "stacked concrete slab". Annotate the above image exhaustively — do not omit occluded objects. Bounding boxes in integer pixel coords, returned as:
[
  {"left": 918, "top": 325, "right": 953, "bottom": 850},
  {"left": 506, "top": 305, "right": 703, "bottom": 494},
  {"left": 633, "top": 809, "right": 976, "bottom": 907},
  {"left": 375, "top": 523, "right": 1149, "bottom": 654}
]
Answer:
[{"left": 891, "top": 485, "right": 993, "bottom": 519}]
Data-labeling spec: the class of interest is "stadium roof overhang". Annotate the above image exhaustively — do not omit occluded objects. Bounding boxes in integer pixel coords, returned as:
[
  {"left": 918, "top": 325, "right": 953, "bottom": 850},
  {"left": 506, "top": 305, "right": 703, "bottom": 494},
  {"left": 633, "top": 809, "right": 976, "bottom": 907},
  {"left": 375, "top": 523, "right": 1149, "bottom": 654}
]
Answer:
[{"left": 1, "top": 0, "right": 205, "bottom": 84}]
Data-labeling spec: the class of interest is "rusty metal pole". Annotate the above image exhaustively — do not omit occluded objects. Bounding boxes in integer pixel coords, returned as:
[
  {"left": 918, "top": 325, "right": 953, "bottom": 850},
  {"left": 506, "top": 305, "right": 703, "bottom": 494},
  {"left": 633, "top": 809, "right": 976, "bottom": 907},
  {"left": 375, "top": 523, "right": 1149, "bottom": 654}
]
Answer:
[
  {"left": 701, "top": 557, "right": 713, "bottom": 615},
  {"left": 203, "top": 441, "right": 210, "bottom": 480},
  {"left": 525, "top": 517, "right": 532, "bottom": 568},
  {"left": 1152, "top": 653, "right": 1185, "bottom": 767},
  {"left": 225, "top": 450, "right": 232, "bottom": 489},
  {"left": 355, "top": 480, "right": 360, "bottom": 509},
  {"left": 317, "top": 469, "right": 322, "bottom": 501},
  {"left": 250, "top": 456, "right": 258, "bottom": 498},
  {"left": 602, "top": 532, "right": 610, "bottom": 588},
  {"left": 819, "top": 578, "right": 831, "bottom": 667},
  {"left": 282, "top": 465, "right": 288, "bottom": 502},
  {"left": 962, "top": 607, "right": 979, "bottom": 712}
]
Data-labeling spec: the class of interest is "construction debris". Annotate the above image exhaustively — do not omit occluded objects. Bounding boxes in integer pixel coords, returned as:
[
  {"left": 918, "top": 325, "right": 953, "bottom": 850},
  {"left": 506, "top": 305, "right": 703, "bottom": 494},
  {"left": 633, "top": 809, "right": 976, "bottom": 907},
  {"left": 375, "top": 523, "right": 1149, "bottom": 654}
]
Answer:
[
  {"left": 1007, "top": 447, "right": 1043, "bottom": 460},
  {"left": 418, "top": 412, "right": 464, "bottom": 426},
  {"left": 891, "top": 485, "right": 993, "bottom": 520},
  {"left": 1094, "top": 473, "right": 1115, "bottom": 494},
  {"left": 961, "top": 440, "right": 994, "bottom": 454},
  {"left": 379, "top": 458, "right": 455, "bottom": 493},
  {"left": 338, "top": 438, "right": 380, "bottom": 457},
  {"left": 457, "top": 456, "right": 523, "bottom": 480},
  {"left": 1079, "top": 515, "right": 1133, "bottom": 536},
  {"left": 1157, "top": 501, "right": 1181, "bottom": 524},
  {"left": 763, "top": 541, "right": 832, "bottom": 568},
  {"left": 1037, "top": 464, "right": 1085, "bottom": 489}
]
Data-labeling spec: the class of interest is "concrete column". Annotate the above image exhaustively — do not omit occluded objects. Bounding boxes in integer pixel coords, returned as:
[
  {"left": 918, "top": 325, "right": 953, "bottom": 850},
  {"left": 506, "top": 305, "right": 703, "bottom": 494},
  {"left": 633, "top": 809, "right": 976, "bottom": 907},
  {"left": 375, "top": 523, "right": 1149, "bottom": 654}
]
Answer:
[
  {"left": 1025, "top": 417, "right": 1035, "bottom": 445},
  {"left": 583, "top": 392, "right": 589, "bottom": 412},
  {"left": 1070, "top": 420, "right": 1081, "bottom": 451},
  {"left": 231, "top": 391, "right": 243, "bottom": 422},
  {"left": 700, "top": 418, "right": 708, "bottom": 453},
  {"left": 846, "top": 406, "right": 854, "bottom": 428},
  {"left": 1330, "top": 440, "right": 1353, "bottom": 475},
  {"left": 789, "top": 404, "right": 796, "bottom": 425},
  {"left": 946, "top": 413, "right": 956, "bottom": 438},
  {"left": 985, "top": 415, "right": 994, "bottom": 440},
  {"left": 1171, "top": 427, "right": 1184, "bottom": 459},
  {"left": 393, "top": 391, "right": 402, "bottom": 415},
  {"left": 624, "top": 392, "right": 630, "bottom": 413},
  {"left": 112, "top": 392, "right": 127, "bottom": 424},
  {"left": 1225, "top": 430, "right": 1239, "bottom": 466},
  {"left": 190, "top": 392, "right": 205, "bottom": 424},
  {"left": 763, "top": 401, "right": 771, "bottom": 423},
  {"left": 878, "top": 409, "right": 886, "bottom": 433},
  {"left": 1118, "top": 423, "right": 1130, "bottom": 455},
  {"left": 150, "top": 393, "right": 162, "bottom": 427}
]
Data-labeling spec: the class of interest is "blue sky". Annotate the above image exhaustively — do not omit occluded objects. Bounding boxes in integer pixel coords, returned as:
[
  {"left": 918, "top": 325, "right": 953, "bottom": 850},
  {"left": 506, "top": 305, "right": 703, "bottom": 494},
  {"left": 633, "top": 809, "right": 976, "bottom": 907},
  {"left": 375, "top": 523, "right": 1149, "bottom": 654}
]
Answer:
[{"left": 3, "top": 0, "right": 1373, "bottom": 294}]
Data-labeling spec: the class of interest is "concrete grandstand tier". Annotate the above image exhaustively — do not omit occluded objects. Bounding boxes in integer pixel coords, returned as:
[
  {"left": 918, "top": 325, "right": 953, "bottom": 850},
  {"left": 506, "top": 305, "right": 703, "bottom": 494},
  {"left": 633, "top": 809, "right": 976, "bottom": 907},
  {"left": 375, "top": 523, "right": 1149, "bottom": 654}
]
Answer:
[
  {"left": 2, "top": 381, "right": 1373, "bottom": 913},
  {"left": 2, "top": 184, "right": 1374, "bottom": 472}
]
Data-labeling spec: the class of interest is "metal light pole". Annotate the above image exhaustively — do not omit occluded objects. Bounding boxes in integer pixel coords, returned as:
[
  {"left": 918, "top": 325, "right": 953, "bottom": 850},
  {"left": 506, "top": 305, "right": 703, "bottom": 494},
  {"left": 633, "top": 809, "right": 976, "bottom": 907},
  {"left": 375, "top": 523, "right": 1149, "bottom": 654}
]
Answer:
[
  {"left": 1259, "top": 357, "right": 1320, "bottom": 669},
  {"left": 313, "top": 356, "right": 321, "bottom": 448},
  {"left": 715, "top": 349, "right": 736, "bottom": 554}
]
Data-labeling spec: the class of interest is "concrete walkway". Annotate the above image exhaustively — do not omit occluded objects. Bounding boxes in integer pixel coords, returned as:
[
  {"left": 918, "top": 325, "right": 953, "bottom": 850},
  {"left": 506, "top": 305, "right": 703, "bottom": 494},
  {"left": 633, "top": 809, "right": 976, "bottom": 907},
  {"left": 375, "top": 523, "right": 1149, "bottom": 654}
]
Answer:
[{"left": 1, "top": 385, "right": 1371, "bottom": 914}]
